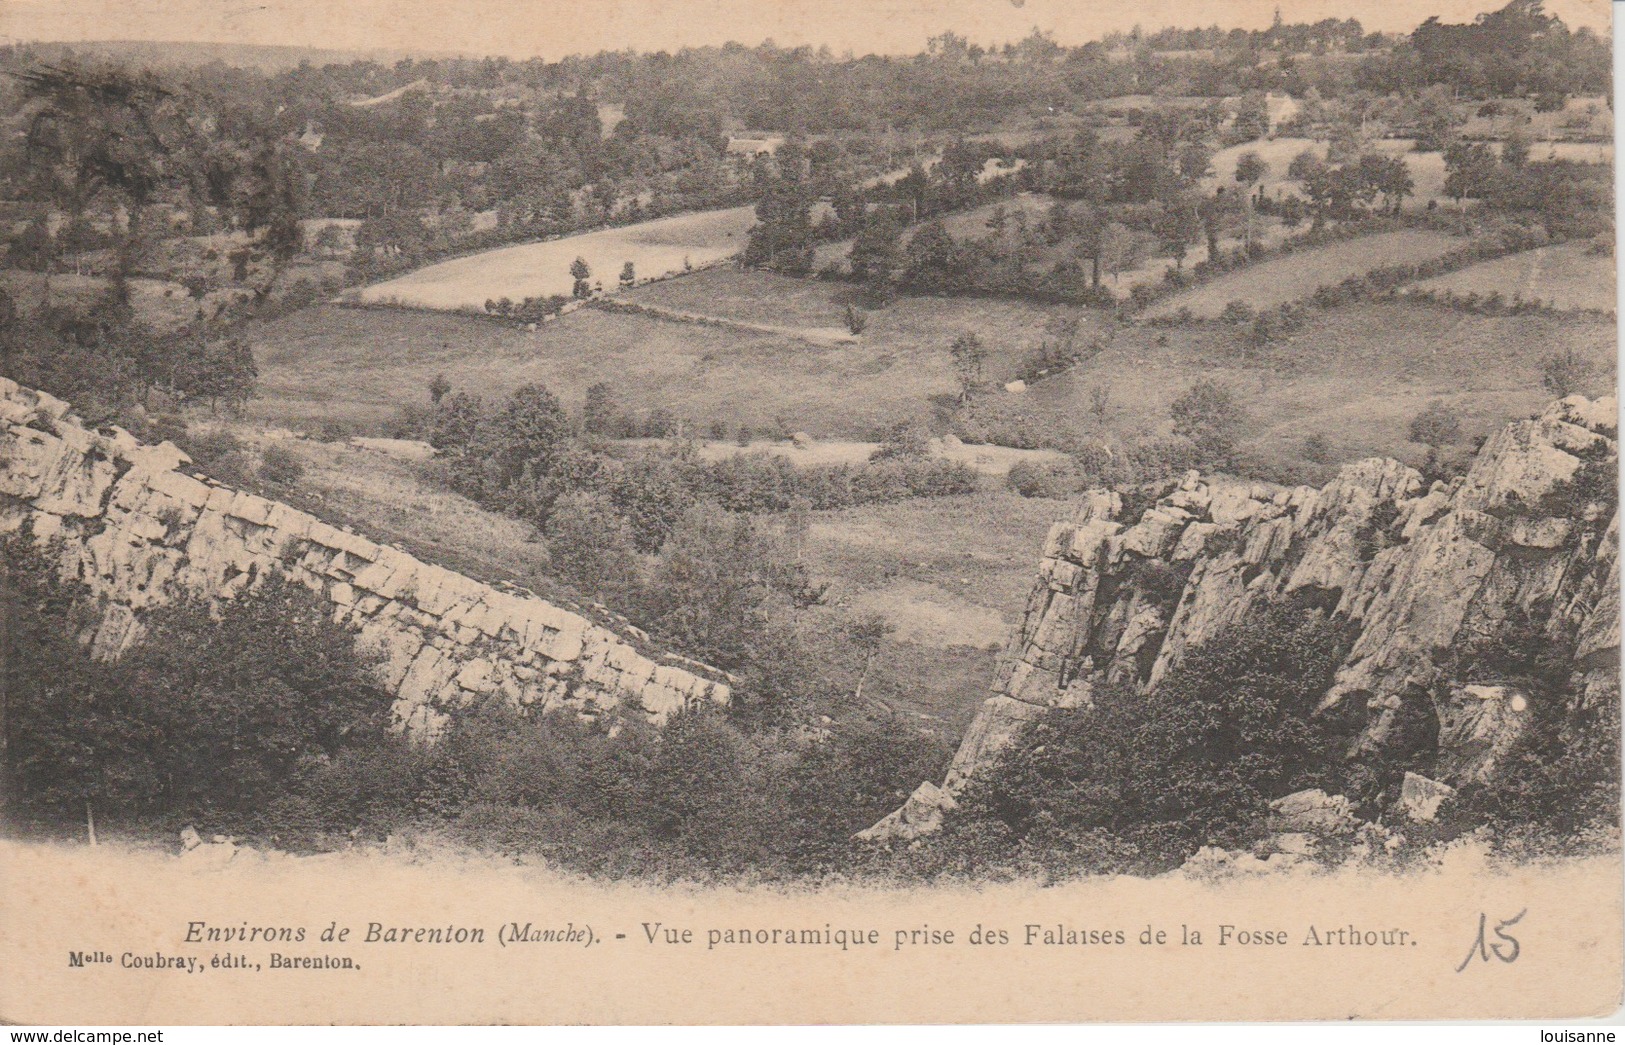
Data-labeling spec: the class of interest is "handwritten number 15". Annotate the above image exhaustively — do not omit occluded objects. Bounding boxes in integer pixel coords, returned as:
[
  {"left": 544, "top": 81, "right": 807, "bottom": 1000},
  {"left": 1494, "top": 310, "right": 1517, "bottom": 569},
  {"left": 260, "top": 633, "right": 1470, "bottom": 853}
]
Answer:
[{"left": 1456, "top": 909, "right": 1527, "bottom": 972}]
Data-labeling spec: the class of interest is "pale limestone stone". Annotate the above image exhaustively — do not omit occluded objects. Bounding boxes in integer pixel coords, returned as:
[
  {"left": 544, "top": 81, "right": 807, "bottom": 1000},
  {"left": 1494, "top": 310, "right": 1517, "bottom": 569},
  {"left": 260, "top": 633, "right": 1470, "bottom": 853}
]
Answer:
[
  {"left": 1399, "top": 772, "right": 1456, "bottom": 822},
  {"left": 0, "top": 380, "right": 729, "bottom": 736},
  {"left": 1269, "top": 790, "right": 1359, "bottom": 834}
]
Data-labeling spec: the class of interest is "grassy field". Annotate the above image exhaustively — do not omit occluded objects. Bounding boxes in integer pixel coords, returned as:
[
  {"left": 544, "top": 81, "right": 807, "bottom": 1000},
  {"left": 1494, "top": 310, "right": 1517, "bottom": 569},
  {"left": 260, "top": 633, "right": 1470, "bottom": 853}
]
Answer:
[
  {"left": 1142, "top": 229, "right": 1462, "bottom": 319},
  {"left": 1018, "top": 301, "right": 1616, "bottom": 480},
  {"left": 796, "top": 491, "right": 1065, "bottom": 731},
  {"left": 352, "top": 205, "right": 757, "bottom": 310},
  {"left": 1410, "top": 240, "right": 1617, "bottom": 313},
  {"left": 250, "top": 275, "right": 1091, "bottom": 437}
]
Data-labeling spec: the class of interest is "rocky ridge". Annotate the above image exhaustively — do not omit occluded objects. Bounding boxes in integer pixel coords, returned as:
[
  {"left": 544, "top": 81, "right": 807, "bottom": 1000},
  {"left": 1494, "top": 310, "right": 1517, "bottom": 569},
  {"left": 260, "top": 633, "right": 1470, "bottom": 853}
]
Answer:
[
  {"left": 863, "top": 395, "right": 1619, "bottom": 841},
  {"left": 0, "top": 378, "right": 729, "bottom": 734}
]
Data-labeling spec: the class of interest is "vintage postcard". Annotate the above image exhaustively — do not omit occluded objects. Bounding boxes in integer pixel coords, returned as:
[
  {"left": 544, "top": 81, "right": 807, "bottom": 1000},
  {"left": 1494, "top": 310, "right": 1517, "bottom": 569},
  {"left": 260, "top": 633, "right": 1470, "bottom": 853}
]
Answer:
[{"left": 0, "top": 0, "right": 1618, "bottom": 1026}]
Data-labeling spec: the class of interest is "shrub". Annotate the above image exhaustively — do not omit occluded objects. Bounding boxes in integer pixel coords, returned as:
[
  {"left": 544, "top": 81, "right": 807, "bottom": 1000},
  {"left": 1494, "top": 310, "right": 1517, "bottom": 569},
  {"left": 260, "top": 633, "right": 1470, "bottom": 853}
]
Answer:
[
  {"left": 1541, "top": 346, "right": 1595, "bottom": 399},
  {"left": 940, "top": 601, "right": 1356, "bottom": 875},
  {"left": 1445, "top": 610, "right": 1618, "bottom": 844},
  {"left": 2, "top": 556, "right": 396, "bottom": 832},
  {"left": 1006, "top": 459, "right": 1081, "bottom": 499},
  {"left": 258, "top": 444, "right": 304, "bottom": 486},
  {"left": 843, "top": 304, "right": 868, "bottom": 337},
  {"left": 314, "top": 419, "right": 352, "bottom": 443},
  {"left": 869, "top": 422, "right": 930, "bottom": 462},
  {"left": 138, "top": 414, "right": 189, "bottom": 446},
  {"left": 542, "top": 492, "right": 644, "bottom": 604},
  {"left": 1169, "top": 380, "right": 1246, "bottom": 463},
  {"left": 1302, "top": 433, "right": 1333, "bottom": 465},
  {"left": 180, "top": 428, "right": 252, "bottom": 485},
  {"left": 1407, "top": 400, "right": 1461, "bottom": 449}
]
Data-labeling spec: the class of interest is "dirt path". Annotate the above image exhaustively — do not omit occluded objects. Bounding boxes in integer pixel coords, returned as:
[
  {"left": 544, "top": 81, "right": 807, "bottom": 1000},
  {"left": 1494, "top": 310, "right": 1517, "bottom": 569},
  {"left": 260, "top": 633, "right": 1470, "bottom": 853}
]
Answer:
[{"left": 597, "top": 298, "right": 857, "bottom": 346}]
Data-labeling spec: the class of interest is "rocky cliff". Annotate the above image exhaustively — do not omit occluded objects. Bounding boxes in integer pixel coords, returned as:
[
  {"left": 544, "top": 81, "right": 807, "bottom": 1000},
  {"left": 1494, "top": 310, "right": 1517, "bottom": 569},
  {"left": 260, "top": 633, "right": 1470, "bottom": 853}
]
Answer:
[
  {"left": 0, "top": 378, "right": 729, "bottom": 734},
  {"left": 864, "top": 395, "right": 1619, "bottom": 840}
]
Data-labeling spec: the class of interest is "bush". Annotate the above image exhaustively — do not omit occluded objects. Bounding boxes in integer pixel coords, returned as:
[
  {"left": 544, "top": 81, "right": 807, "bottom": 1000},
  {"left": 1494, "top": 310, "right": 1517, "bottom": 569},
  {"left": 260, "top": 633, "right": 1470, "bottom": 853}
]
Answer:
[
  {"left": 542, "top": 492, "right": 643, "bottom": 604},
  {"left": 314, "top": 419, "right": 352, "bottom": 443},
  {"left": 869, "top": 422, "right": 930, "bottom": 462},
  {"left": 432, "top": 702, "right": 950, "bottom": 879},
  {"left": 138, "top": 414, "right": 190, "bottom": 446},
  {"left": 843, "top": 304, "right": 868, "bottom": 336},
  {"left": 179, "top": 428, "right": 252, "bottom": 485},
  {"left": 1407, "top": 400, "right": 1462, "bottom": 449},
  {"left": 2, "top": 554, "right": 396, "bottom": 832},
  {"left": 1541, "top": 346, "right": 1595, "bottom": 399},
  {"left": 258, "top": 444, "right": 304, "bottom": 486},
  {"left": 938, "top": 601, "right": 1356, "bottom": 875},
  {"left": 1006, "top": 459, "right": 1081, "bottom": 499},
  {"left": 1302, "top": 433, "right": 1333, "bottom": 465},
  {"left": 1169, "top": 380, "right": 1246, "bottom": 463}
]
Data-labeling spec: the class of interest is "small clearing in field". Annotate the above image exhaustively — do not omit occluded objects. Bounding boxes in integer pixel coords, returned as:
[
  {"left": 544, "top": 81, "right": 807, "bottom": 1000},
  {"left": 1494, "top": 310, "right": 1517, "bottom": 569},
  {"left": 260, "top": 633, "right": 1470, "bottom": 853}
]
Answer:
[
  {"left": 1409, "top": 241, "right": 1617, "bottom": 313},
  {"left": 797, "top": 491, "right": 1063, "bottom": 726},
  {"left": 352, "top": 205, "right": 756, "bottom": 310},
  {"left": 1142, "top": 229, "right": 1462, "bottom": 319}
]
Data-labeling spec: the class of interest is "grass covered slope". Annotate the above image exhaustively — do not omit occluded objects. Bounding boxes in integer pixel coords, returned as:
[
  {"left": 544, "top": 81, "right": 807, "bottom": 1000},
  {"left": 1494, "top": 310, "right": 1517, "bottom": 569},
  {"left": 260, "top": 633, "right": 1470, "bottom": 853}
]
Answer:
[
  {"left": 982, "top": 301, "right": 1617, "bottom": 479},
  {"left": 251, "top": 277, "right": 1090, "bottom": 437},
  {"left": 1410, "top": 240, "right": 1617, "bottom": 312},
  {"left": 1142, "top": 230, "right": 1463, "bottom": 319}
]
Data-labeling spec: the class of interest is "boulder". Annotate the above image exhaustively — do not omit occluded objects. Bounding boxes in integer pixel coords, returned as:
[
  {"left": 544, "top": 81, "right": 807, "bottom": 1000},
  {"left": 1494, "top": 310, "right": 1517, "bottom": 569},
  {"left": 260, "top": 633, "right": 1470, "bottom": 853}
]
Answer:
[
  {"left": 855, "top": 781, "right": 957, "bottom": 842},
  {"left": 1398, "top": 772, "right": 1456, "bottom": 823},
  {"left": 1268, "top": 789, "right": 1360, "bottom": 834}
]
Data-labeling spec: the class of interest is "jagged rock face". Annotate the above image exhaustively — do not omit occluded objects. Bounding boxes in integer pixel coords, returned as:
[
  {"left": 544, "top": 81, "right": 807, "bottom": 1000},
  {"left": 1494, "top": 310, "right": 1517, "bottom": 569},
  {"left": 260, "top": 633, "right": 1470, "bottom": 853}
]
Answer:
[
  {"left": 867, "top": 396, "right": 1619, "bottom": 840},
  {"left": 0, "top": 378, "right": 730, "bottom": 735}
]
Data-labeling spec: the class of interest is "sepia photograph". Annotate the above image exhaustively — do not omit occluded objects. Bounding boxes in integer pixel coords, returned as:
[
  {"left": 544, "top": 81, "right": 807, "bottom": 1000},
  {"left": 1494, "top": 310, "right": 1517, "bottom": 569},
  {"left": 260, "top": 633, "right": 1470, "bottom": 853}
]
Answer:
[{"left": 0, "top": 0, "right": 1618, "bottom": 1026}]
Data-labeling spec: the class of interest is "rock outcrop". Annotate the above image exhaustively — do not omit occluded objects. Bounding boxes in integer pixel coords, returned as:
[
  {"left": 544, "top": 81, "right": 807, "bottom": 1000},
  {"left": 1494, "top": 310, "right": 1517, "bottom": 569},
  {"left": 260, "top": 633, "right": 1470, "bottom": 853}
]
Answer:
[
  {"left": 0, "top": 378, "right": 729, "bottom": 734},
  {"left": 868, "top": 396, "right": 1619, "bottom": 839}
]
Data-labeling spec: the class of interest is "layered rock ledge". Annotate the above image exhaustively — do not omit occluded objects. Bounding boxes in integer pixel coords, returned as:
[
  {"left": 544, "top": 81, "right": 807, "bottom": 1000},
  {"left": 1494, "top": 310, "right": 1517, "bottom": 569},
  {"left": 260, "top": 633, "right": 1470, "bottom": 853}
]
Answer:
[
  {"left": 0, "top": 378, "right": 729, "bottom": 734},
  {"left": 863, "top": 396, "right": 1619, "bottom": 841}
]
